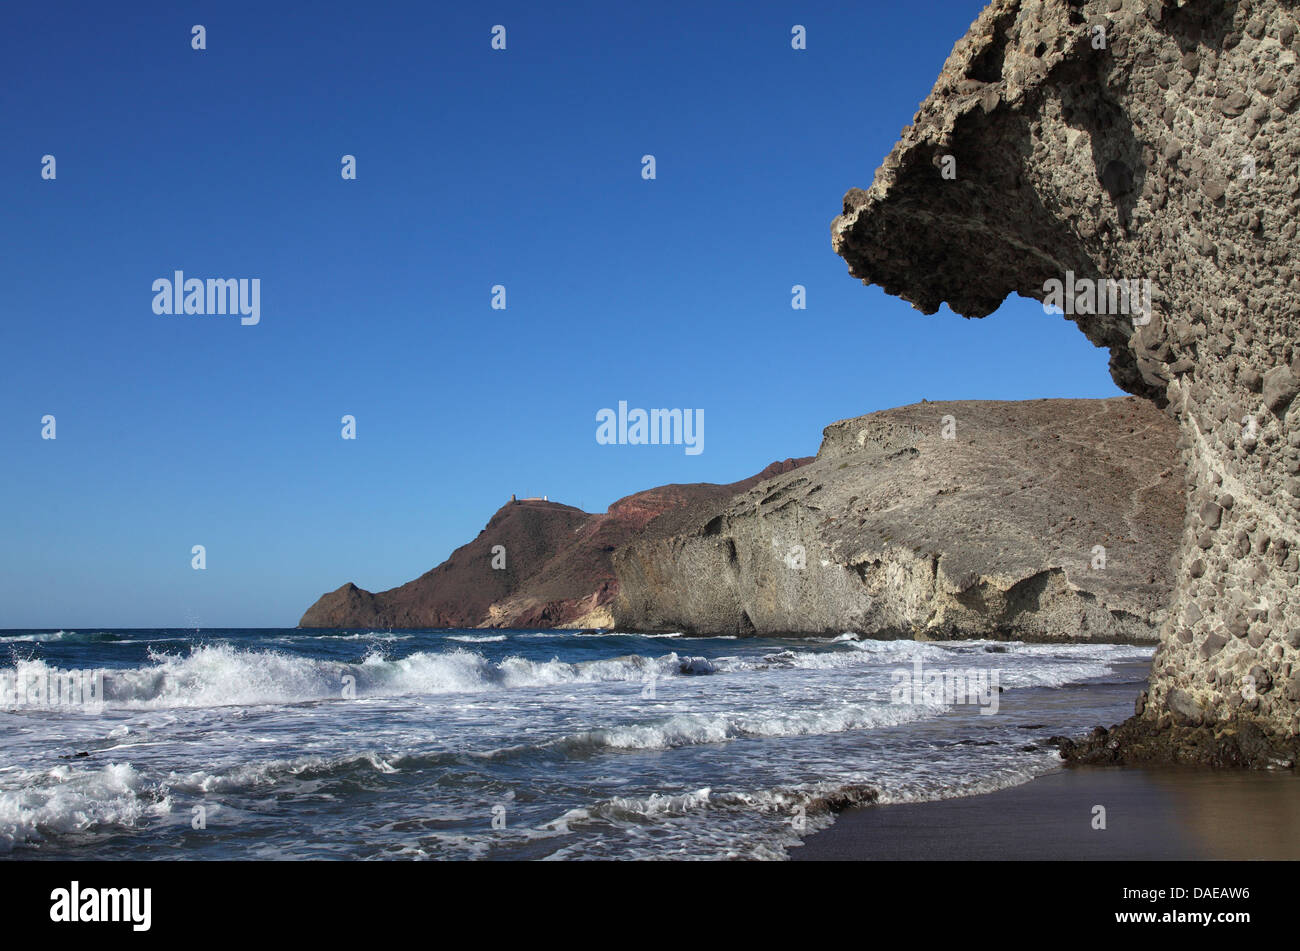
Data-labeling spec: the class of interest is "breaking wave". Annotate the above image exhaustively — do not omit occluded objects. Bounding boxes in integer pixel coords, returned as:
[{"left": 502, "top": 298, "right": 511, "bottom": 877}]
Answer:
[{"left": 0, "top": 646, "right": 727, "bottom": 712}]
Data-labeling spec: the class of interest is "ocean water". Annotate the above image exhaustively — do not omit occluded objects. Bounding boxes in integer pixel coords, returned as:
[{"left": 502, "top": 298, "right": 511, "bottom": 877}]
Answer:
[{"left": 0, "top": 628, "right": 1152, "bottom": 860}]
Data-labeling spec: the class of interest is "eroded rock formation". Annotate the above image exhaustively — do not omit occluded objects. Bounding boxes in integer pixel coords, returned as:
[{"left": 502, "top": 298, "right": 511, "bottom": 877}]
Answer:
[
  {"left": 614, "top": 398, "right": 1181, "bottom": 640},
  {"left": 833, "top": 0, "right": 1300, "bottom": 760}
]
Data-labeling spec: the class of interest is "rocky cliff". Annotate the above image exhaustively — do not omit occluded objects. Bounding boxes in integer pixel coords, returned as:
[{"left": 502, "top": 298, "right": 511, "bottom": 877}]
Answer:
[
  {"left": 614, "top": 398, "right": 1181, "bottom": 640},
  {"left": 298, "top": 460, "right": 808, "bottom": 630},
  {"left": 832, "top": 0, "right": 1300, "bottom": 761}
]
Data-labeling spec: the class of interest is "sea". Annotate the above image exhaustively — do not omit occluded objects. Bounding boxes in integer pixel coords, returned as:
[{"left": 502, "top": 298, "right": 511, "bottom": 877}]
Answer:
[{"left": 0, "top": 628, "right": 1152, "bottom": 860}]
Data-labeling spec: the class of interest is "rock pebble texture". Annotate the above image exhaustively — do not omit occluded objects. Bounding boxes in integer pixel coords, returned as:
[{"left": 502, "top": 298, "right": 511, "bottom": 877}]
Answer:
[
  {"left": 832, "top": 0, "right": 1300, "bottom": 761},
  {"left": 614, "top": 398, "right": 1181, "bottom": 641}
]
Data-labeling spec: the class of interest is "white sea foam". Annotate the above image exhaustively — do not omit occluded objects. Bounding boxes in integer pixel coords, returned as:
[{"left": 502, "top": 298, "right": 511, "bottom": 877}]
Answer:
[
  {"left": 316, "top": 632, "right": 415, "bottom": 642},
  {"left": 0, "top": 637, "right": 1149, "bottom": 713},
  {"left": 0, "top": 633, "right": 1152, "bottom": 858},
  {"left": 0, "top": 762, "right": 171, "bottom": 853},
  {"left": 1, "top": 630, "right": 70, "bottom": 643},
  {"left": 0, "top": 646, "right": 729, "bottom": 712},
  {"left": 271, "top": 632, "right": 415, "bottom": 644},
  {"left": 560, "top": 700, "right": 941, "bottom": 752},
  {"left": 515, "top": 630, "right": 686, "bottom": 639}
]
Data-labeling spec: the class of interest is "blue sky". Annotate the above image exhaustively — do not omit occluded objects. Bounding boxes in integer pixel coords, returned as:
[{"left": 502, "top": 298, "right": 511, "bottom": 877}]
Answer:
[{"left": 0, "top": 1, "right": 1123, "bottom": 628}]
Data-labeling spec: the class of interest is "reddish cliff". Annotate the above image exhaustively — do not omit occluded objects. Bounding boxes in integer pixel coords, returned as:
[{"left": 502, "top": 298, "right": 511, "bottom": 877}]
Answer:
[{"left": 298, "top": 459, "right": 810, "bottom": 629}]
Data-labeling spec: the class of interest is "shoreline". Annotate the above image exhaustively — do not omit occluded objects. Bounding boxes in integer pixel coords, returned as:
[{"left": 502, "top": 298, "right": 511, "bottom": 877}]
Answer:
[{"left": 791, "top": 764, "right": 1300, "bottom": 860}]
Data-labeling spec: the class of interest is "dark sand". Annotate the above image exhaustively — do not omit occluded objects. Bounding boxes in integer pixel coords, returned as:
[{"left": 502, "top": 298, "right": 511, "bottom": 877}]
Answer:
[{"left": 792, "top": 766, "right": 1300, "bottom": 860}]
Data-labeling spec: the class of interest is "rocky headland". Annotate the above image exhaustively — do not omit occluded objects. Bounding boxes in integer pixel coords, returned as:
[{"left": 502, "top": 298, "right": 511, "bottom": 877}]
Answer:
[
  {"left": 298, "top": 460, "right": 808, "bottom": 630},
  {"left": 303, "top": 397, "right": 1182, "bottom": 643},
  {"left": 614, "top": 397, "right": 1180, "bottom": 640}
]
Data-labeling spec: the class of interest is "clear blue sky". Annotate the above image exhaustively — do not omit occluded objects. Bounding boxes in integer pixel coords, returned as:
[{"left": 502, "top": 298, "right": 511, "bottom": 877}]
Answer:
[{"left": 0, "top": 0, "right": 1123, "bottom": 628}]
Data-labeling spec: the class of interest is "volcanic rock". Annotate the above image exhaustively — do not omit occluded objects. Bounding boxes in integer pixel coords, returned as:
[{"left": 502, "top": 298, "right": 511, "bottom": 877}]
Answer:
[{"left": 831, "top": 0, "right": 1300, "bottom": 754}]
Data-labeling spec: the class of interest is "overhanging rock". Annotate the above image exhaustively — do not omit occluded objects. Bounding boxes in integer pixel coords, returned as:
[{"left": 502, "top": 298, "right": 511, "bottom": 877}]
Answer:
[{"left": 833, "top": 0, "right": 1300, "bottom": 762}]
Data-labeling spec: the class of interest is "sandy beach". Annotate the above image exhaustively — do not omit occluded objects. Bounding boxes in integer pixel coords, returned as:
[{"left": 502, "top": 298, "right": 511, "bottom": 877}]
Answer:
[{"left": 792, "top": 765, "right": 1300, "bottom": 861}]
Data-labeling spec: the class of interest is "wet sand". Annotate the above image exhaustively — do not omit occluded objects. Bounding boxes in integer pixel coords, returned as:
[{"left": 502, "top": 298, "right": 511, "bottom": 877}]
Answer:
[{"left": 791, "top": 766, "right": 1300, "bottom": 860}]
